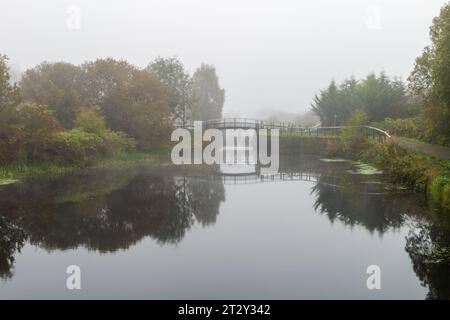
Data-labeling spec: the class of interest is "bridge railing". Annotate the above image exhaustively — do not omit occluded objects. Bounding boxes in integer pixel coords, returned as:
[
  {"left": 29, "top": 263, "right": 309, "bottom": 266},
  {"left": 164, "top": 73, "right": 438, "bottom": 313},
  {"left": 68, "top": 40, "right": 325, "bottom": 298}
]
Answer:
[
  {"left": 183, "top": 171, "right": 321, "bottom": 185},
  {"left": 303, "top": 126, "right": 391, "bottom": 142},
  {"left": 175, "top": 119, "right": 391, "bottom": 142}
]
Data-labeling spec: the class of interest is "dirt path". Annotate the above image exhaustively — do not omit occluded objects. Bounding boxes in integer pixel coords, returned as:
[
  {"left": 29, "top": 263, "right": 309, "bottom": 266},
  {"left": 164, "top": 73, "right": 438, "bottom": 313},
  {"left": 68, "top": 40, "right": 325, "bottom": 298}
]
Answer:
[{"left": 391, "top": 136, "right": 450, "bottom": 159}]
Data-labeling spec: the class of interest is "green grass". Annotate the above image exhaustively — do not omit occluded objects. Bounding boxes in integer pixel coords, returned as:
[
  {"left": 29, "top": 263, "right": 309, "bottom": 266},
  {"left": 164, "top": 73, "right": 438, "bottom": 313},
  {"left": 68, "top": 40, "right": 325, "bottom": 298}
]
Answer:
[
  {"left": 0, "top": 149, "right": 171, "bottom": 184},
  {"left": 0, "top": 162, "right": 77, "bottom": 182},
  {"left": 93, "top": 150, "right": 169, "bottom": 168},
  {"left": 0, "top": 178, "right": 19, "bottom": 186}
]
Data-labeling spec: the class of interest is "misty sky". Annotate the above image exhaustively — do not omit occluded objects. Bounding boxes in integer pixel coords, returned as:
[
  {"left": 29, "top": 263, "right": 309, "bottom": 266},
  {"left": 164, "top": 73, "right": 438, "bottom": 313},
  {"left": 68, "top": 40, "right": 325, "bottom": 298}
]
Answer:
[{"left": 0, "top": 0, "right": 447, "bottom": 117}]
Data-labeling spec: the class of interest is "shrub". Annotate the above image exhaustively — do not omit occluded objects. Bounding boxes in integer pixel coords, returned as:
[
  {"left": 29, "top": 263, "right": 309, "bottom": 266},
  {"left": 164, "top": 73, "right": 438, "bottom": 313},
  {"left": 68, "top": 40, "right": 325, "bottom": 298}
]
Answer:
[
  {"left": 0, "top": 102, "right": 63, "bottom": 164},
  {"left": 338, "top": 109, "right": 369, "bottom": 156},
  {"left": 100, "top": 130, "right": 136, "bottom": 155},
  {"left": 52, "top": 129, "right": 104, "bottom": 163},
  {"left": 377, "top": 117, "right": 423, "bottom": 139},
  {"left": 68, "top": 107, "right": 137, "bottom": 159},
  {"left": 16, "top": 102, "right": 63, "bottom": 162},
  {"left": 371, "top": 142, "right": 433, "bottom": 190},
  {"left": 73, "top": 107, "right": 107, "bottom": 135}
]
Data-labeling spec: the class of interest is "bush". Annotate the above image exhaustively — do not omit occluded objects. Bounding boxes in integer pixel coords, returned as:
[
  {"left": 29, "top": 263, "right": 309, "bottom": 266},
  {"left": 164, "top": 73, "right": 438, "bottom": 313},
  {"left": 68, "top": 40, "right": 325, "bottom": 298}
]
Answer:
[
  {"left": 371, "top": 142, "right": 434, "bottom": 190},
  {"left": 16, "top": 102, "right": 63, "bottom": 161},
  {"left": 52, "top": 129, "right": 105, "bottom": 163},
  {"left": 73, "top": 107, "right": 107, "bottom": 135},
  {"left": 51, "top": 127, "right": 136, "bottom": 164},
  {"left": 0, "top": 102, "right": 63, "bottom": 164},
  {"left": 376, "top": 117, "right": 423, "bottom": 139},
  {"left": 63, "top": 107, "right": 137, "bottom": 160},
  {"left": 100, "top": 130, "right": 136, "bottom": 155},
  {"left": 338, "top": 109, "right": 370, "bottom": 156}
]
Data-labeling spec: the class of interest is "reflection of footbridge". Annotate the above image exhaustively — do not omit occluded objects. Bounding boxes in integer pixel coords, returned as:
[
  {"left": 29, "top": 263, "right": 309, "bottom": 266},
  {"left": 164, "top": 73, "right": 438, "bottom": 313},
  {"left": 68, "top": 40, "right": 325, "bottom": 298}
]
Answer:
[
  {"left": 188, "top": 171, "right": 321, "bottom": 185},
  {"left": 181, "top": 171, "right": 387, "bottom": 194},
  {"left": 220, "top": 172, "right": 320, "bottom": 185}
]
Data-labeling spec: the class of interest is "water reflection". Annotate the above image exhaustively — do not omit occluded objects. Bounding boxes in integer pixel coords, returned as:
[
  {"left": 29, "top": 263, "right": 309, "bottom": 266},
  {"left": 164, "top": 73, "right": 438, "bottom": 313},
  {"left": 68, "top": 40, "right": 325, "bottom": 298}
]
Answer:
[
  {"left": 405, "top": 219, "right": 450, "bottom": 299},
  {"left": 0, "top": 157, "right": 449, "bottom": 298},
  {"left": 311, "top": 175, "right": 423, "bottom": 234},
  {"left": 0, "top": 166, "right": 225, "bottom": 278},
  {"left": 0, "top": 215, "right": 26, "bottom": 278}
]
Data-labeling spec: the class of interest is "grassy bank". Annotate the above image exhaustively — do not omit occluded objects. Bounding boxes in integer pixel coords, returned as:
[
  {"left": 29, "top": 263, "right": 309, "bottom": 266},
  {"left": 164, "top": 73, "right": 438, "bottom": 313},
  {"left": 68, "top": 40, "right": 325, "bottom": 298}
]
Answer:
[
  {"left": 0, "top": 148, "right": 170, "bottom": 185},
  {"left": 277, "top": 133, "right": 450, "bottom": 214},
  {"left": 327, "top": 137, "right": 450, "bottom": 214},
  {"left": 372, "top": 142, "right": 450, "bottom": 213}
]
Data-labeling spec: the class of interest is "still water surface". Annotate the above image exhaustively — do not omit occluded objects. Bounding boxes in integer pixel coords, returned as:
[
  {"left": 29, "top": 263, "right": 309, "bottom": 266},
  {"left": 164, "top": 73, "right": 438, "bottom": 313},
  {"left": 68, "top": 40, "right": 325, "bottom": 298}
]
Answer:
[{"left": 0, "top": 156, "right": 449, "bottom": 299}]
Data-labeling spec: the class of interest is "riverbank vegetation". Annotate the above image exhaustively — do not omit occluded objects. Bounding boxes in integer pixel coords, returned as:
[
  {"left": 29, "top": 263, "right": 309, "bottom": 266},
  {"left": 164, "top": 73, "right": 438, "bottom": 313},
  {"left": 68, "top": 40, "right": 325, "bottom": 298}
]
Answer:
[
  {"left": 311, "top": 3, "right": 450, "bottom": 213},
  {"left": 0, "top": 149, "right": 171, "bottom": 184},
  {"left": 322, "top": 123, "right": 450, "bottom": 213},
  {"left": 0, "top": 54, "right": 225, "bottom": 183}
]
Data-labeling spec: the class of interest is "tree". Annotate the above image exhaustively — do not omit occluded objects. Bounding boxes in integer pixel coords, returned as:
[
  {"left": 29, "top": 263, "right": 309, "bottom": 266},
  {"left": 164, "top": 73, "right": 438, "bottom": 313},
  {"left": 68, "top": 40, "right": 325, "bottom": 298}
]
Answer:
[
  {"left": 0, "top": 54, "right": 21, "bottom": 116},
  {"left": 312, "top": 80, "right": 341, "bottom": 126},
  {"left": 20, "top": 62, "right": 81, "bottom": 128},
  {"left": 14, "top": 102, "right": 63, "bottom": 161},
  {"left": 147, "top": 57, "right": 192, "bottom": 124},
  {"left": 78, "top": 58, "right": 136, "bottom": 108},
  {"left": 75, "top": 59, "right": 172, "bottom": 149},
  {"left": 0, "top": 54, "right": 22, "bottom": 164},
  {"left": 312, "top": 73, "right": 412, "bottom": 125},
  {"left": 191, "top": 64, "right": 225, "bottom": 120},
  {"left": 409, "top": 3, "right": 450, "bottom": 145},
  {"left": 100, "top": 67, "right": 172, "bottom": 149}
]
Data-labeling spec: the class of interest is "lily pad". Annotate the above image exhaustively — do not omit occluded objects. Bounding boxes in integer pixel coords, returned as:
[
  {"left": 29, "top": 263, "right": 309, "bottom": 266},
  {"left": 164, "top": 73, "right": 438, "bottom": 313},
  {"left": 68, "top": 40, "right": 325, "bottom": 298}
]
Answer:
[
  {"left": 319, "top": 158, "right": 350, "bottom": 163},
  {"left": 361, "top": 181, "right": 384, "bottom": 185},
  {"left": 347, "top": 162, "right": 383, "bottom": 175},
  {"left": 0, "top": 178, "right": 19, "bottom": 186}
]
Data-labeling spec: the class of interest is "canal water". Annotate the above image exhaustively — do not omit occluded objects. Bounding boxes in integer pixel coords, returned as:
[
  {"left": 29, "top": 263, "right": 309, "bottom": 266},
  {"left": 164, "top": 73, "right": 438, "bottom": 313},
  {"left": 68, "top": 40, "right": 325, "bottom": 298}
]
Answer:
[{"left": 0, "top": 156, "right": 449, "bottom": 299}]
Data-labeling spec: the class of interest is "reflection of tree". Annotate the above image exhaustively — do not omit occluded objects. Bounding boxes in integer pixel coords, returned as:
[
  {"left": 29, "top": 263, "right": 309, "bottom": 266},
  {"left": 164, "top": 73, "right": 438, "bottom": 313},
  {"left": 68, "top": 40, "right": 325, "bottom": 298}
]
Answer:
[
  {"left": 0, "top": 215, "right": 26, "bottom": 279},
  {"left": 311, "top": 175, "right": 408, "bottom": 233},
  {"left": 405, "top": 218, "right": 450, "bottom": 300},
  {"left": 0, "top": 167, "right": 225, "bottom": 276},
  {"left": 187, "top": 177, "right": 225, "bottom": 226},
  {"left": 311, "top": 168, "right": 450, "bottom": 299}
]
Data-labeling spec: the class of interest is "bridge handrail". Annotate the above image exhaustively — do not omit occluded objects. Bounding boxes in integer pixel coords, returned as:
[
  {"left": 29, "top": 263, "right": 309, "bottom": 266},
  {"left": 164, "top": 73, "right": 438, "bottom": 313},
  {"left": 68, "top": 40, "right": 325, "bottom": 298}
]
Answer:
[
  {"left": 176, "top": 118, "right": 391, "bottom": 139},
  {"left": 315, "top": 125, "right": 391, "bottom": 138},
  {"left": 364, "top": 126, "right": 391, "bottom": 138}
]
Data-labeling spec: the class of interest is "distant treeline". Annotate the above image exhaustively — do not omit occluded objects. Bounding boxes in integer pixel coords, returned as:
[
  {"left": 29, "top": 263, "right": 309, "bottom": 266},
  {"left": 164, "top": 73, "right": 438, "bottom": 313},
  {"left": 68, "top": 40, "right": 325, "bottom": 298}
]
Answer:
[
  {"left": 312, "top": 73, "right": 419, "bottom": 125},
  {"left": 0, "top": 56, "right": 225, "bottom": 165},
  {"left": 312, "top": 3, "right": 450, "bottom": 146}
]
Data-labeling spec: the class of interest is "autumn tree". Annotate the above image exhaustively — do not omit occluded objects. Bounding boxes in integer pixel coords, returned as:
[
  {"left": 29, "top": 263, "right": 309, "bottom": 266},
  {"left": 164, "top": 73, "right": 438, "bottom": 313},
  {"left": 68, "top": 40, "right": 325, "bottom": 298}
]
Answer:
[
  {"left": 99, "top": 67, "right": 172, "bottom": 149},
  {"left": 0, "top": 54, "right": 22, "bottom": 164},
  {"left": 191, "top": 64, "right": 225, "bottom": 120},
  {"left": 14, "top": 102, "right": 63, "bottom": 161},
  {"left": 20, "top": 62, "right": 82, "bottom": 128},
  {"left": 409, "top": 3, "right": 450, "bottom": 145},
  {"left": 147, "top": 57, "right": 192, "bottom": 124},
  {"left": 75, "top": 58, "right": 171, "bottom": 148},
  {"left": 78, "top": 58, "right": 136, "bottom": 108}
]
